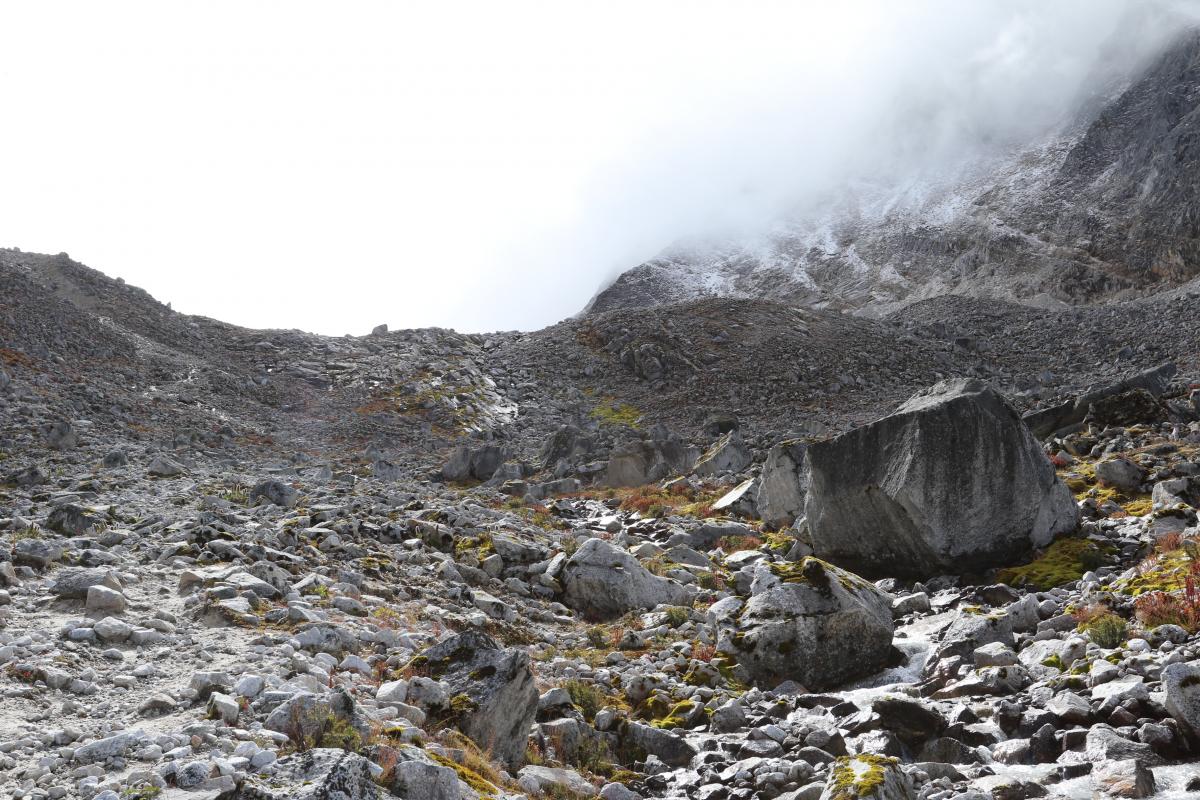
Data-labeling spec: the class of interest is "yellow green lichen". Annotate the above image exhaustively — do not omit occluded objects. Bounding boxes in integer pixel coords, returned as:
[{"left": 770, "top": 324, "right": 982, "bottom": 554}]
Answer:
[
  {"left": 769, "top": 557, "right": 871, "bottom": 593},
  {"left": 590, "top": 398, "right": 642, "bottom": 429},
  {"left": 828, "top": 754, "right": 898, "bottom": 800},
  {"left": 1114, "top": 548, "right": 1194, "bottom": 596}
]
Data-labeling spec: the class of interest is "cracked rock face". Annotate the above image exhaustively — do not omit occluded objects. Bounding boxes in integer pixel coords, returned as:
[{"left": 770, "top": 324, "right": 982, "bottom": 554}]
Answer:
[{"left": 805, "top": 379, "right": 1079, "bottom": 578}]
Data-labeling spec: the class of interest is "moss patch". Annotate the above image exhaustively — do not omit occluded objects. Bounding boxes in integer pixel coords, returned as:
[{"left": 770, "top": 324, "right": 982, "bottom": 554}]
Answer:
[
  {"left": 828, "top": 754, "right": 897, "bottom": 800},
  {"left": 997, "top": 538, "right": 1115, "bottom": 590},
  {"left": 1114, "top": 548, "right": 1194, "bottom": 596}
]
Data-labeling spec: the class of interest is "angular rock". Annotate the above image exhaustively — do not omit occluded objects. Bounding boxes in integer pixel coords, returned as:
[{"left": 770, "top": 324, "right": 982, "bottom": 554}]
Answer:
[
  {"left": 416, "top": 630, "right": 538, "bottom": 771},
  {"left": 560, "top": 538, "right": 694, "bottom": 621},
  {"left": 805, "top": 379, "right": 1078, "bottom": 577},
  {"left": 1091, "top": 759, "right": 1156, "bottom": 798},
  {"left": 223, "top": 749, "right": 383, "bottom": 800},
  {"left": 820, "top": 755, "right": 913, "bottom": 800},
  {"left": 147, "top": 455, "right": 186, "bottom": 477},
  {"left": 725, "top": 558, "right": 894, "bottom": 691},
  {"left": 1161, "top": 659, "right": 1200, "bottom": 736},
  {"left": 756, "top": 439, "right": 809, "bottom": 528},
  {"left": 693, "top": 430, "right": 751, "bottom": 476},
  {"left": 248, "top": 479, "right": 300, "bottom": 508}
]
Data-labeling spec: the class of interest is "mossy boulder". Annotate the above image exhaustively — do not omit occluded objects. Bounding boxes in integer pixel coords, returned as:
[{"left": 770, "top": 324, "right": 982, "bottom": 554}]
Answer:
[
  {"left": 821, "top": 754, "right": 913, "bottom": 800},
  {"left": 724, "top": 558, "right": 894, "bottom": 691},
  {"left": 805, "top": 379, "right": 1078, "bottom": 578},
  {"left": 418, "top": 630, "right": 538, "bottom": 771}
]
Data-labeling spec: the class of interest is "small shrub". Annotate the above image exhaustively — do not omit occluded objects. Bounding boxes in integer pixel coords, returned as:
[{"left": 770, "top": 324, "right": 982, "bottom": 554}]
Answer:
[
  {"left": 1079, "top": 612, "right": 1128, "bottom": 648},
  {"left": 563, "top": 679, "right": 606, "bottom": 722},
  {"left": 664, "top": 606, "right": 690, "bottom": 627}
]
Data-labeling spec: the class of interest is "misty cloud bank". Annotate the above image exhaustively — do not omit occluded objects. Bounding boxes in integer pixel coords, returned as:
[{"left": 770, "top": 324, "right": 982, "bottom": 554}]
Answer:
[
  {"left": 3, "top": 1, "right": 1198, "bottom": 334},
  {"left": 529, "top": 0, "right": 1200, "bottom": 315}
]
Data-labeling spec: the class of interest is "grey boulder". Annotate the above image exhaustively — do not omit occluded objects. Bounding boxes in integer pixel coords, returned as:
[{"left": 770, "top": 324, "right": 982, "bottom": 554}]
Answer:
[
  {"left": 693, "top": 430, "right": 751, "bottom": 476},
  {"left": 559, "top": 538, "right": 694, "bottom": 621},
  {"left": 724, "top": 558, "right": 894, "bottom": 691},
  {"left": 1162, "top": 660, "right": 1200, "bottom": 736},
  {"left": 248, "top": 479, "right": 300, "bottom": 509},
  {"left": 756, "top": 439, "right": 809, "bottom": 528},
  {"left": 805, "top": 379, "right": 1078, "bottom": 577},
  {"left": 224, "top": 749, "right": 383, "bottom": 800},
  {"left": 417, "top": 630, "right": 538, "bottom": 771}
]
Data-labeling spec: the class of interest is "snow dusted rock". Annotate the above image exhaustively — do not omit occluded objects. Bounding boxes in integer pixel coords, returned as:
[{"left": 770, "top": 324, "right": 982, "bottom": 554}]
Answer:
[
  {"left": 560, "top": 538, "right": 694, "bottom": 621},
  {"left": 725, "top": 557, "right": 894, "bottom": 691},
  {"left": 416, "top": 629, "right": 539, "bottom": 771},
  {"left": 805, "top": 379, "right": 1078, "bottom": 577}
]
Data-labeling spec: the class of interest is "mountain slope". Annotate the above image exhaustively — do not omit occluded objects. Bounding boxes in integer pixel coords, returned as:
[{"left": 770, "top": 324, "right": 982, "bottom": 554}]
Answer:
[{"left": 587, "top": 30, "right": 1200, "bottom": 316}]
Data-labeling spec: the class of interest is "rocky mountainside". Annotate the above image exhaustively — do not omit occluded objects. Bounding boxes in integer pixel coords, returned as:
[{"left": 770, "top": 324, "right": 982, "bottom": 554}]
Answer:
[
  {"left": 587, "top": 30, "right": 1200, "bottom": 318},
  {"left": 4, "top": 246, "right": 1200, "bottom": 800}
]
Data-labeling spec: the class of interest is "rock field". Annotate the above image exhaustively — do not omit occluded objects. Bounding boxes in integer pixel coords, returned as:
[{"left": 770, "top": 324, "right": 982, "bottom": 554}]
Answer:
[{"left": 4, "top": 249, "right": 1200, "bottom": 800}]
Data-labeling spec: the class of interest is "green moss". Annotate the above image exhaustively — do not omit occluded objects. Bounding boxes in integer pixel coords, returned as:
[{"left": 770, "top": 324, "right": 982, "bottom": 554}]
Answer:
[
  {"left": 1040, "top": 654, "right": 1065, "bottom": 671},
  {"left": 428, "top": 752, "right": 498, "bottom": 798},
  {"left": 769, "top": 557, "right": 870, "bottom": 594},
  {"left": 590, "top": 398, "right": 642, "bottom": 429},
  {"left": 651, "top": 699, "right": 697, "bottom": 729},
  {"left": 829, "top": 754, "right": 898, "bottom": 800},
  {"left": 1114, "top": 549, "right": 1194, "bottom": 596},
  {"left": 997, "top": 538, "right": 1115, "bottom": 590}
]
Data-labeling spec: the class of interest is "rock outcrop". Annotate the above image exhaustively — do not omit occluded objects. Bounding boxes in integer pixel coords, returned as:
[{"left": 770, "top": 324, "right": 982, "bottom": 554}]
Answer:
[{"left": 805, "top": 379, "right": 1079, "bottom": 577}]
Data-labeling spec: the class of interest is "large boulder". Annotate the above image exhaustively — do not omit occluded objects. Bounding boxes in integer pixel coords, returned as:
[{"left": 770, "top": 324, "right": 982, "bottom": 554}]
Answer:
[
  {"left": 442, "top": 443, "right": 509, "bottom": 482},
  {"left": 602, "top": 428, "right": 696, "bottom": 487},
  {"left": 805, "top": 379, "right": 1078, "bottom": 578},
  {"left": 1022, "top": 362, "right": 1177, "bottom": 438},
  {"left": 249, "top": 479, "right": 300, "bottom": 509},
  {"left": 756, "top": 439, "right": 808, "bottom": 528},
  {"left": 559, "top": 538, "right": 694, "bottom": 621},
  {"left": 1162, "top": 660, "right": 1200, "bottom": 736},
  {"left": 724, "top": 558, "right": 894, "bottom": 691},
  {"left": 417, "top": 630, "right": 538, "bottom": 771}
]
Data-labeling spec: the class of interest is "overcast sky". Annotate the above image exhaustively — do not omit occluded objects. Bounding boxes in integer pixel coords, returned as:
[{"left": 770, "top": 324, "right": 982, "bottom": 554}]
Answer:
[{"left": 0, "top": 2, "right": 1192, "bottom": 335}]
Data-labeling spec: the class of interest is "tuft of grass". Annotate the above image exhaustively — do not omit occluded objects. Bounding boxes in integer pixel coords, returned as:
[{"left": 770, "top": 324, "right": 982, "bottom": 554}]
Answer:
[
  {"left": 1078, "top": 612, "right": 1128, "bottom": 648},
  {"left": 563, "top": 679, "right": 607, "bottom": 722}
]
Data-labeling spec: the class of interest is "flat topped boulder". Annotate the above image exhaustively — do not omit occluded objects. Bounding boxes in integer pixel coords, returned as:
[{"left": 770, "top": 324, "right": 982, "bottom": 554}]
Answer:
[{"left": 805, "top": 378, "right": 1079, "bottom": 578}]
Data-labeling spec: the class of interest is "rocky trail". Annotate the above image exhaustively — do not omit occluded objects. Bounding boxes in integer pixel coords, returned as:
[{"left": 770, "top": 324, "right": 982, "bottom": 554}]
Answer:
[{"left": 4, "top": 250, "right": 1200, "bottom": 800}]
